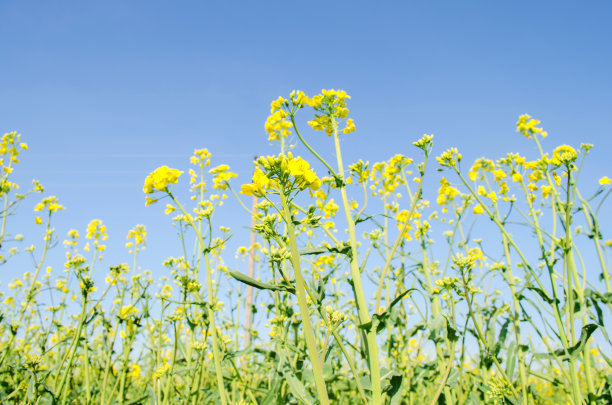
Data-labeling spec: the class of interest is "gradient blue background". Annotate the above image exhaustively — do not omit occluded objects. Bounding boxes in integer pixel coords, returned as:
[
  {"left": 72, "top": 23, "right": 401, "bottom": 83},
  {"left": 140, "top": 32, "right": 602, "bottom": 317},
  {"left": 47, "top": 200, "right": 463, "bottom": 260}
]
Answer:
[{"left": 1, "top": 1, "right": 611, "bottom": 287}]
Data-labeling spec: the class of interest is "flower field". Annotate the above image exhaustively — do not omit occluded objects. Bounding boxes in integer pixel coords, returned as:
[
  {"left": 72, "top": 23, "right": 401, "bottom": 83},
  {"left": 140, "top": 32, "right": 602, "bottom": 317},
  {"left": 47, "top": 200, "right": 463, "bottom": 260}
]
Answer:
[{"left": 1, "top": 90, "right": 611, "bottom": 404}]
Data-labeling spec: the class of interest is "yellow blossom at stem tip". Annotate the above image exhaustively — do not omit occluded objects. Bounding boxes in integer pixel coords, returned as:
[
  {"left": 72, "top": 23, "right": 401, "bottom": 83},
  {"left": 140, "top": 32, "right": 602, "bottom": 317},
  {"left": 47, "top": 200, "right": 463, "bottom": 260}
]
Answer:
[{"left": 143, "top": 166, "right": 183, "bottom": 195}]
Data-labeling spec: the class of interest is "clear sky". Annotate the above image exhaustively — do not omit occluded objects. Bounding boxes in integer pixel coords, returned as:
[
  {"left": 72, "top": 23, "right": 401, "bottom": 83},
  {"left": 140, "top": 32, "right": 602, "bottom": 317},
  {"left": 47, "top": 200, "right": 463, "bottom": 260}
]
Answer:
[{"left": 1, "top": 1, "right": 611, "bottom": 287}]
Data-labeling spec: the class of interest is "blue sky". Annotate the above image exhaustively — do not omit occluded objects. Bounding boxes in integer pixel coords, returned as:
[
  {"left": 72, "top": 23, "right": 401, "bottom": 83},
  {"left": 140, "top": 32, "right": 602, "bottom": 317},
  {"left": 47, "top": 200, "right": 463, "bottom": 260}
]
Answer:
[{"left": 1, "top": 1, "right": 611, "bottom": 288}]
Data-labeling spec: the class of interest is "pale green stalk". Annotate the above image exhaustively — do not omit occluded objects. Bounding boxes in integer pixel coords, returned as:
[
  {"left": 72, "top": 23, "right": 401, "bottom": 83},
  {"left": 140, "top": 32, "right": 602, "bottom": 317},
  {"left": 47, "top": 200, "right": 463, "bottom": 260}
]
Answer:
[
  {"left": 279, "top": 188, "right": 330, "bottom": 405},
  {"left": 459, "top": 268, "right": 520, "bottom": 399},
  {"left": 331, "top": 121, "right": 382, "bottom": 404},
  {"left": 0, "top": 211, "right": 52, "bottom": 368},
  {"left": 484, "top": 175, "right": 529, "bottom": 404},
  {"left": 55, "top": 290, "right": 89, "bottom": 403},
  {"left": 169, "top": 193, "right": 229, "bottom": 405}
]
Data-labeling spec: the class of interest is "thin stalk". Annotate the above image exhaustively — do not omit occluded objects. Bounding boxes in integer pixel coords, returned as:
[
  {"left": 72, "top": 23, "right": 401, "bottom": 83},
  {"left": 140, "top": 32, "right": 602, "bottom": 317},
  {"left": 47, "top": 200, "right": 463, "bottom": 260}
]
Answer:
[
  {"left": 244, "top": 194, "right": 258, "bottom": 348},
  {"left": 486, "top": 175, "right": 529, "bottom": 404},
  {"left": 460, "top": 269, "right": 520, "bottom": 399},
  {"left": 169, "top": 193, "right": 229, "bottom": 405},
  {"left": 55, "top": 291, "right": 89, "bottom": 403}
]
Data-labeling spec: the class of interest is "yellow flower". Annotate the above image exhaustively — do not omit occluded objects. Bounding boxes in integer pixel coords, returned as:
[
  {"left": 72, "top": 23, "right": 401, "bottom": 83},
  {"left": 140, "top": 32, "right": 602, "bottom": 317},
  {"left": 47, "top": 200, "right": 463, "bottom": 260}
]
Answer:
[
  {"left": 473, "top": 205, "right": 484, "bottom": 215},
  {"left": 287, "top": 156, "right": 320, "bottom": 191},
  {"left": 436, "top": 148, "right": 462, "bottom": 168},
  {"left": 86, "top": 219, "right": 108, "bottom": 240},
  {"left": 209, "top": 164, "right": 237, "bottom": 190},
  {"left": 516, "top": 114, "right": 547, "bottom": 139},
  {"left": 143, "top": 166, "right": 183, "bottom": 194},
  {"left": 550, "top": 145, "right": 577, "bottom": 166},
  {"left": 128, "top": 363, "right": 140, "bottom": 379},
  {"left": 306, "top": 89, "right": 352, "bottom": 135},
  {"left": 437, "top": 177, "right": 460, "bottom": 206},
  {"left": 265, "top": 110, "right": 292, "bottom": 141},
  {"left": 241, "top": 168, "right": 270, "bottom": 197},
  {"left": 33, "top": 196, "right": 65, "bottom": 213},
  {"left": 164, "top": 204, "right": 176, "bottom": 214},
  {"left": 126, "top": 224, "right": 146, "bottom": 247},
  {"left": 118, "top": 305, "right": 139, "bottom": 320},
  {"left": 343, "top": 118, "right": 356, "bottom": 134},
  {"left": 599, "top": 176, "right": 611, "bottom": 185},
  {"left": 287, "top": 156, "right": 310, "bottom": 177},
  {"left": 541, "top": 185, "right": 554, "bottom": 199}
]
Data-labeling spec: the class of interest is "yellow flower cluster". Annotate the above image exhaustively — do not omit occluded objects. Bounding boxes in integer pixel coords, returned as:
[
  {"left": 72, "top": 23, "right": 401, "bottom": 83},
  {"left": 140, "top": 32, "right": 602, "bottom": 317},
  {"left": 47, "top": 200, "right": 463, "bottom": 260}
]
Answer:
[
  {"left": 86, "top": 219, "right": 108, "bottom": 253},
  {"left": 287, "top": 155, "right": 321, "bottom": 191},
  {"left": 33, "top": 196, "right": 65, "bottom": 213},
  {"left": 550, "top": 144, "right": 577, "bottom": 166},
  {"left": 241, "top": 167, "right": 270, "bottom": 197},
  {"left": 190, "top": 148, "right": 211, "bottom": 166},
  {"left": 209, "top": 164, "right": 237, "bottom": 190},
  {"left": 265, "top": 96, "right": 293, "bottom": 141},
  {"left": 241, "top": 154, "right": 321, "bottom": 197},
  {"left": 370, "top": 154, "right": 412, "bottom": 196},
  {"left": 348, "top": 160, "right": 370, "bottom": 183},
  {"left": 395, "top": 210, "right": 415, "bottom": 241},
  {"left": 126, "top": 224, "right": 146, "bottom": 251},
  {"left": 437, "top": 148, "right": 462, "bottom": 168},
  {"left": 343, "top": 118, "right": 355, "bottom": 134},
  {"left": 86, "top": 219, "right": 107, "bottom": 240},
  {"left": 0, "top": 131, "right": 28, "bottom": 165},
  {"left": 517, "top": 114, "right": 547, "bottom": 139},
  {"left": 264, "top": 89, "right": 355, "bottom": 140},
  {"left": 307, "top": 89, "right": 351, "bottom": 136},
  {"left": 118, "top": 305, "right": 139, "bottom": 320},
  {"left": 325, "top": 305, "right": 348, "bottom": 324},
  {"left": 437, "top": 178, "right": 460, "bottom": 207},
  {"left": 143, "top": 166, "right": 183, "bottom": 205}
]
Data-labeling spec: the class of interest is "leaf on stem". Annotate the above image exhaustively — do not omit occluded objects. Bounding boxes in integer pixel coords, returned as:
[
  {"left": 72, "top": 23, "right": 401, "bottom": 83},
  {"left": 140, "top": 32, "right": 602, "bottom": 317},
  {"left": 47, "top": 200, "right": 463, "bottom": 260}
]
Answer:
[{"left": 228, "top": 270, "right": 295, "bottom": 294}]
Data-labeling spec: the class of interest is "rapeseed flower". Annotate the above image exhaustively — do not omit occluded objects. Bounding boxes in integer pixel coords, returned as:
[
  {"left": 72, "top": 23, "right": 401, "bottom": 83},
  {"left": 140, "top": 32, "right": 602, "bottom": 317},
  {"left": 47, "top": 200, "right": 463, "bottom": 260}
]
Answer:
[
  {"left": 517, "top": 114, "right": 547, "bottom": 139},
  {"left": 209, "top": 164, "right": 237, "bottom": 190},
  {"left": 33, "top": 196, "right": 65, "bottom": 213},
  {"left": 143, "top": 166, "right": 183, "bottom": 194},
  {"left": 437, "top": 148, "right": 462, "bottom": 168},
  {"left": 550, "top": 145, "right": 577, "bottom": 166},
  {"left": 241, "top": 168, "right": 270, "bottom": 197}
]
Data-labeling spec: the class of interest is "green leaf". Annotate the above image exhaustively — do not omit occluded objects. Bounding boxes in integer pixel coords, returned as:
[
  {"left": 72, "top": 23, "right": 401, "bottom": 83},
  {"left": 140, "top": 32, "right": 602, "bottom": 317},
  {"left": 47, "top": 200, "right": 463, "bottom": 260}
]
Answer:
[
  {"left": 385, "top": 374, "right": 403, "bottom": 405},
  {"left": 526, "top": 285, "right": 557, "bottom": 304},
  {"left": 553, "top": 324, "right": 599, "bottom": 361},
  {"left": 358, "top": 289, "right": 415, "bottom": 333},
  {"left": 506, "top": 341, "right": 517, "bottom": 379},
  {"left": 299, "top": 242, "right": 352, "bottom": 258},
  {"left": 260, "top": 373, "right": 283, "bottom": 405},
  {"left": 465, "top": 391, "right": 484, "bottom": 405},
  {"left": 354, "top": 215, "right": 373, "bottom": 225},
  {"left": 279, "top": 351, "right": 315, "bottom": 404},
  {"left": 228, "top": 270, "right": 295, "bottom": 294},
  {"left": 446, "top": 368, "right": 459, "bottom": 388}
]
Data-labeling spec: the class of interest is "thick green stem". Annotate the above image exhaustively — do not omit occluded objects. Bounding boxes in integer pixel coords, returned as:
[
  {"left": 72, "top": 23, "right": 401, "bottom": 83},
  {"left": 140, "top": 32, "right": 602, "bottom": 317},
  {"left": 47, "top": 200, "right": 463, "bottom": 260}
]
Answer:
[
  {"left": 279, "top": 190, "right": 330, "bottom": 405},
  {"left": 332, "top": 124, "right": 382, "bottom": 404}
]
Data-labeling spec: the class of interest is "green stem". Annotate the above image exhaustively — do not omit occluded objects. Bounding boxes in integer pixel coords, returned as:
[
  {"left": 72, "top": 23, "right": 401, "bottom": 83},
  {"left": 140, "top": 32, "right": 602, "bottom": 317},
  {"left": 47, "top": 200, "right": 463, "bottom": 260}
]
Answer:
[
  {"left": 290, "top": 114, "right": 338, "bottom": 178},
  {"left": 55, "top": 291, "right": 89, "bottom": 402},
  {"left": 169, "top": 193, "right": 229, "bottom": 405},
  {"left": 279, "top": 189, "right": 330, "bottom": 405},
  {"left": 331, "top": 122, "right": 382, "bottom": 404},
  {"left": 460, "top": 269, "right": 520, "bottom": 399}
]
